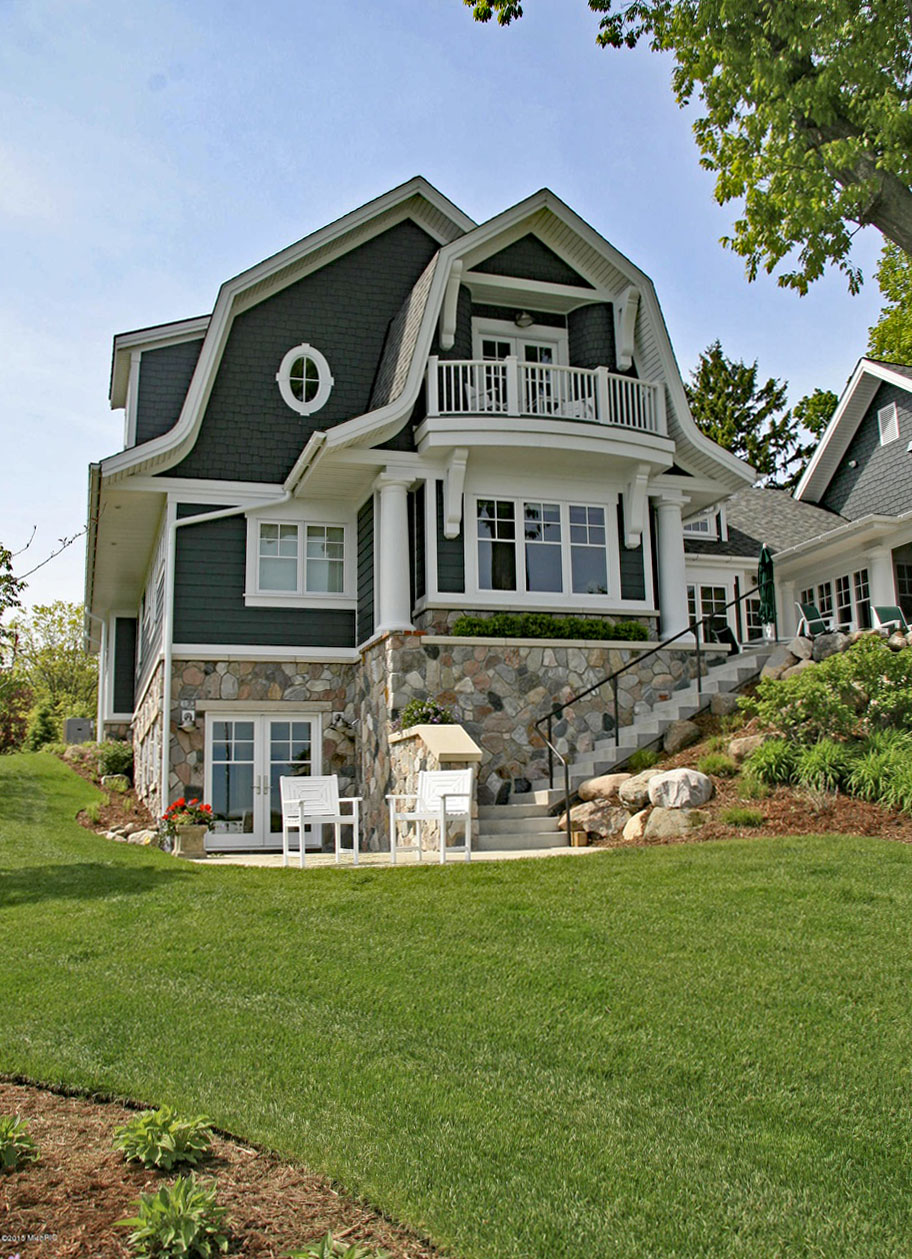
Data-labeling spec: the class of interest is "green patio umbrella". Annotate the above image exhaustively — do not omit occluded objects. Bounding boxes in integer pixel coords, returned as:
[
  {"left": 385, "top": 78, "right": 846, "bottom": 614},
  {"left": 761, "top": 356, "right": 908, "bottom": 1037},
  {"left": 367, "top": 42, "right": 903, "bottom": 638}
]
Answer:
[{"left": 757, "top": 544, "right": 776, "bottom": 635}]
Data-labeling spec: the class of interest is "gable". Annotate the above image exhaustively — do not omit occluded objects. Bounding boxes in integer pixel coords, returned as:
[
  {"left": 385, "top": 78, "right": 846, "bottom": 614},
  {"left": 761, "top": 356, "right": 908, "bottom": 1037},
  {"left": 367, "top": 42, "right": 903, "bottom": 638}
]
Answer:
[
  {"left": 472, "top": 233, "right": 594, "bottom": 288},
  {"left": 167, "top": 219, "right": 440, "bottom": 483},
  {"left": 819, "top": 380, "right": 912, "bottom": 519}
]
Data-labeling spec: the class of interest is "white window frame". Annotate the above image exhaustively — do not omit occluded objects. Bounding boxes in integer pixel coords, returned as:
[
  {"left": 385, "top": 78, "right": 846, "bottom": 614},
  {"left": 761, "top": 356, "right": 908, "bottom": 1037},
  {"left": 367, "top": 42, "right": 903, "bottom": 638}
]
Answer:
[
  {"left": 276, "top": 343, "right": 334, "bottom": 417},
  {"left": 465, "top": 493, "right": 624, "bottom": 604},
  {"left": 245, "top": 512, "right": 354, "bottom": 609},
  {"left": 878, "top": 402, "right": 899, "bottom": 446},
  {"left": 471, "top": 317, "right": 569, "bottom": 366}
]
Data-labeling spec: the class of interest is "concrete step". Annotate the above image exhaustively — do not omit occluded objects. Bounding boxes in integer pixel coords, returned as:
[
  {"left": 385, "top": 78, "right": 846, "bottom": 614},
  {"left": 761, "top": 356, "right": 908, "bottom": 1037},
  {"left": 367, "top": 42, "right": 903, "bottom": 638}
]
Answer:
[
  {"left": 476, "top": 831, "right": 570, "bottom": 852},
  {"left": 480, "top": 814, "right": 562, "bottom": 836},
  {"left": 478, "top": 803, "right": 553, "bottom": 820},
  {"left": 511, "top": 787, "right": 566, "bottom": 808}
]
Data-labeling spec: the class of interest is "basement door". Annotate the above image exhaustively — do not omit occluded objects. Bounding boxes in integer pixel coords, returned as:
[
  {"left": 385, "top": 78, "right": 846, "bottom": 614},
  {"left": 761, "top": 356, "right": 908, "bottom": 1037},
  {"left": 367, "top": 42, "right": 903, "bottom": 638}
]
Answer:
[{"left": 205, "top": 714, "right": 321, "bottom": 851}]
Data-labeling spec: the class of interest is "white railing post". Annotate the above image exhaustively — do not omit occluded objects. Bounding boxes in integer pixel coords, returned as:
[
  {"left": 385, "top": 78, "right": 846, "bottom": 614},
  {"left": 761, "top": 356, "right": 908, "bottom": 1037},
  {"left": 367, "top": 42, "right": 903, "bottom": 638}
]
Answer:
[
  {"left": 595, "top": 366, "right": 610, "bottom": 426},
  {"left": 506, "top": 356, "right": 520, "bottom": 416},
  {"left": 427, "top": 356, "right": 439, "bottom": 417},
  {"left": 653, "top": 383, "right": 667, "bottom": 435}
]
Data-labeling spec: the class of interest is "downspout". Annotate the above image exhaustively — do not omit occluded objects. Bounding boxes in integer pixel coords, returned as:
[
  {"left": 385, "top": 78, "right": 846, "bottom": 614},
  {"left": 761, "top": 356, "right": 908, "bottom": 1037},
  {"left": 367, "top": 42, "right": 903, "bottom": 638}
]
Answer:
[{"left": 157, "top": 432, "right": 328, "bottom": 810}]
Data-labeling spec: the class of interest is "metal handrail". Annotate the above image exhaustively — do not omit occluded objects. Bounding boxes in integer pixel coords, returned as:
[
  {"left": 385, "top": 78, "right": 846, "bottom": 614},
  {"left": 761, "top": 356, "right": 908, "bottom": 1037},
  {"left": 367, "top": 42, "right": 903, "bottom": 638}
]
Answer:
[{"left": 534, "top": 586, "right": 777, "bottom": 834}]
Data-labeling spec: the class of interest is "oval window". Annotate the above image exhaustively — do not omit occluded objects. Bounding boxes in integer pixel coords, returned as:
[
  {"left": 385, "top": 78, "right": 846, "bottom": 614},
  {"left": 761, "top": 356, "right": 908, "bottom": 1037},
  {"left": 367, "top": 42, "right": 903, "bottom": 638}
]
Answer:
[{"left": 276, "top": 344, "right": 334, "bottom": 416}]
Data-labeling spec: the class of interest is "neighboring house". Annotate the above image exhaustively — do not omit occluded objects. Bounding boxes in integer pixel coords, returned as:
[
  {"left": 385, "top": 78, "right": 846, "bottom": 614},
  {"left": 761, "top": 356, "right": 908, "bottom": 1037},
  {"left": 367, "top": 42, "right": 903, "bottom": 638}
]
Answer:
[
  {"left": 685, "top": 359, "right": 912, "bottom": 637},
  {"left": 86, "top": 176, "right": 760, "bottom": 850}
]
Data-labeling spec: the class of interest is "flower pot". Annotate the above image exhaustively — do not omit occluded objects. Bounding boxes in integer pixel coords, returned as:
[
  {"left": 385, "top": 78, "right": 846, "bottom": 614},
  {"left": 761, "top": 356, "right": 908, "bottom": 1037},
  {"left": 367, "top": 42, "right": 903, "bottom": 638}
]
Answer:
[{"left": 172, "top": 824, "right": 208, "bottom": 858}]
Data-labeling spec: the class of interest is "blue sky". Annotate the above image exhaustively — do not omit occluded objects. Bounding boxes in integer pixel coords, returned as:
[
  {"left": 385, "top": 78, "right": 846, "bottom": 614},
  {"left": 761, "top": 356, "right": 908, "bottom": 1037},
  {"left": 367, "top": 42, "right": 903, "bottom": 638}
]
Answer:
[{"left": 1, "top": 0, "right": 884, "bottom": 606}]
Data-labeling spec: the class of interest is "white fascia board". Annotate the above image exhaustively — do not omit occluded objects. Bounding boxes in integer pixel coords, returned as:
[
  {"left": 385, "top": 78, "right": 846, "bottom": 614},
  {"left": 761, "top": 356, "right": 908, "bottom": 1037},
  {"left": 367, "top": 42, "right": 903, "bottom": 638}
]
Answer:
[
  {"left": 794, "top": 359, "right": 912, "bottom": 502},
  {"left": 109, "top": 316, "right": 211, "bottom": 408},
  {"left": 98, "top": 179, "right": 474, "bottom": 485},
  {"left": 771, "top": 511, "right": 904, "bottom": 567},
  {"left": 125, "top": 475, "right": 282, "bottom": 500}
]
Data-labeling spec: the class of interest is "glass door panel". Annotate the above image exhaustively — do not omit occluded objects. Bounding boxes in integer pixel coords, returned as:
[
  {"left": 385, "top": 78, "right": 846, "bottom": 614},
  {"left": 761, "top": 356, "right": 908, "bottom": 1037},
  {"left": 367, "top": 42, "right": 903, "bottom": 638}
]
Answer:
[
  {"left": 267, "top": 719, "right": 316, "bottom": 846},
  {"left": 209, "top": 719, "right": 256, "bottom": 840}
]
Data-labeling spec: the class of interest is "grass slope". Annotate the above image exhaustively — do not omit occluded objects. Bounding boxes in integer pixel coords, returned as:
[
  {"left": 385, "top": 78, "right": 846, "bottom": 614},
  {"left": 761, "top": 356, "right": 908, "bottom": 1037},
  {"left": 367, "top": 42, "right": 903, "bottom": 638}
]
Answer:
[{"left": 3, "top": 753, "right": 912, "bottom": 1257}]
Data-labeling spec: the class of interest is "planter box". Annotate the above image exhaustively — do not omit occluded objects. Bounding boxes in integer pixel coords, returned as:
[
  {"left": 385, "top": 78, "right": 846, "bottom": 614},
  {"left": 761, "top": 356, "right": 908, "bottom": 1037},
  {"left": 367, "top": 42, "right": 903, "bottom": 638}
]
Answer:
[{"left": 172, "top": 825, "right": 208, "bottom": 859}]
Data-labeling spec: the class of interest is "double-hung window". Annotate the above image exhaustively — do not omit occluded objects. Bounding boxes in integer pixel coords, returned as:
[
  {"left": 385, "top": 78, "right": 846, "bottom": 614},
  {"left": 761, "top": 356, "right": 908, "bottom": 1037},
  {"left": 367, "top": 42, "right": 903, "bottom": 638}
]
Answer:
[
  {"left": 254, "top": 520, "right": 347, "bottom": 599},
  {"left": 475, "top": 498, "right": 613, "bottom": 598}
]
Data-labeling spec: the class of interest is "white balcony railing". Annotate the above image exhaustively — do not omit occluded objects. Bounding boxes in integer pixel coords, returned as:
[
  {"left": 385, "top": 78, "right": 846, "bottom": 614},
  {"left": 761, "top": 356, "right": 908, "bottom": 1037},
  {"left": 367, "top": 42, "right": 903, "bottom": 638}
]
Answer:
[{"left": 426, "top": 356, "right": 666, "bottom": 435}]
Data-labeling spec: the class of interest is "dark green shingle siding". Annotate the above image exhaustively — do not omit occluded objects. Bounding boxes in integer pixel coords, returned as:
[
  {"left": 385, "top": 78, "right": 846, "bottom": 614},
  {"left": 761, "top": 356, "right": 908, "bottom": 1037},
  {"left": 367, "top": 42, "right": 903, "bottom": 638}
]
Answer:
[
  {"left": 819, "top": 381, "right": 912, "bottom": 519},
  {"left": 135, "top": 339, "right": 204, "bottom": 446},
  {"left": 174, "top": 507, "right": 354, "bottom": 648},
  {"left": 617, "top": 496, "right": 646, "bottom": 600},
  {"left": 113, "top": 618, "right": 137, "bottom": 713},
  {"left": 568, "top": 303, "right": 617, "bottom": 372},
  {"left": 436, "top": 482, "right": 465, "bottom": 593},
  {"left": 357, "top": 497, "right": 375, "bottom": 644},
  {"left": 473, "top": 234, "right": 594, "bottom": 288}
]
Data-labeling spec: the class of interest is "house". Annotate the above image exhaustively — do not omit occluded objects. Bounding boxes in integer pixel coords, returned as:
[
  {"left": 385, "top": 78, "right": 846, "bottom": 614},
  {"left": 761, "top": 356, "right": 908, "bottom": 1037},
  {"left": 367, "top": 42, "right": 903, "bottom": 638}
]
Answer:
[
  {"left": 86, "top": 176, "right": 762, "bottom": 851},
  {"left": 682, "top": 360, "right": 912, "bottom": 636}
]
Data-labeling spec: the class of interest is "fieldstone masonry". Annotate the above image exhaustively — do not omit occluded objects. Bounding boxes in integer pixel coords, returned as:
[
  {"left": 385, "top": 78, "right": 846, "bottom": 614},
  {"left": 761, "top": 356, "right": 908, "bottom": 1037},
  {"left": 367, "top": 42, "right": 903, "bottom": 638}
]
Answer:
[{"left": 132, "top": 633, "right": 716, "bottom": 851}]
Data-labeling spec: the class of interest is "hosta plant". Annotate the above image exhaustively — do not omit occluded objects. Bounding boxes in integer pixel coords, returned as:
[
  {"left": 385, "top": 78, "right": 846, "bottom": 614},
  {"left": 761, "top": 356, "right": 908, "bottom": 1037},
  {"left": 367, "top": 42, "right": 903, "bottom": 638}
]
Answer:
[
  {"left": 113, "top": 1106, "right": 214, "bottom": 1171},
  {"left": 0, "top": 1113, "right": 39, "bottom": 1170},
  {"left": 117, "top": 1175, "right": 228, "bottom": 1258},
  {"left": 794, "top": 739, "right": 857, "bottom": 793},
  {"left": 744, "top": 737, "right": 797, "bottom": 786},
  {"left": 290, "top": 1233, "right": 391, "bottom": 1259}
]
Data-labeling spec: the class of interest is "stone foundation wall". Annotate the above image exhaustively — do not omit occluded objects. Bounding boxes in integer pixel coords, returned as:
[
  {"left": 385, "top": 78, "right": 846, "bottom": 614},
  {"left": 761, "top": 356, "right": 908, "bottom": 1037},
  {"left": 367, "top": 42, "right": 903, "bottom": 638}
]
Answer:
[
  {"left": 132, "top": 662, "right": 165, "bottom": 817},
  {"left": 387, "top": 729, "right": 479, "bottom": 854}
]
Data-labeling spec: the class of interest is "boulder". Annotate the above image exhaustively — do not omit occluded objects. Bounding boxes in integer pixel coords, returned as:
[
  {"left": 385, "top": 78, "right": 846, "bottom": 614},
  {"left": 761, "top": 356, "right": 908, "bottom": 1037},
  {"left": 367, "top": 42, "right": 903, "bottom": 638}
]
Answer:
[
  {"left": 578, "top": 772, "right": 632, "bottom": 803},
  {"left": 558, "top": 798, "right": 630, "bottom": 840},
  {"left": 622, "top": 809, "right": 648, "bottom": 842},
  {"left": 709, "top": 692, "right": 740, "bottom": 717},
  {"left": 644, "top": 807, "right": 706, "bottom": 840},
  {"left": 619, "top": 769, "right": 663, "bottom": 810},
  {"left": 887, "top": 632, "right": 907, "bottom": 652},
  {"left": 648, "top": 768, "right": 714, "bottom": 809},
  {"left": 728, "top": 734, "right": 767, "bottom": 762},
  {"left": 128, "top": 830, "right": 157, "bottom": 846},
  {"left": 663, "top": 719, "right": 701, "bottom": 755},
  {"left": 812, "top": 631, "right": 849, "bottom": 662},
  {"left": 101, "top": 774, "right": 130, "bottom": 793},
  {"left": 761, "top": 646, "right": 799, "bottom": 680},
  {"left": 787, "top": 635, "right": 814, "bottom": 661},
  {"left": 781, "top": 658, "right": 816, "bottom": 680}
]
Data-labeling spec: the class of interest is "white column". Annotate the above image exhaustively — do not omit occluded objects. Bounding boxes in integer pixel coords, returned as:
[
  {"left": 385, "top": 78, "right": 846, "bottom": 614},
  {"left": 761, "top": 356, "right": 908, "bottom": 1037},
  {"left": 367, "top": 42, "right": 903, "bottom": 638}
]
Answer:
[
  {"left": 866, "top": 545, "right": 896, "bottom": 606},
  {"left": 375, "top": 471, "right": 414, "bottom": 634},
  {"left": 654, "top": 495, "right": 690, "bottom": 639}
]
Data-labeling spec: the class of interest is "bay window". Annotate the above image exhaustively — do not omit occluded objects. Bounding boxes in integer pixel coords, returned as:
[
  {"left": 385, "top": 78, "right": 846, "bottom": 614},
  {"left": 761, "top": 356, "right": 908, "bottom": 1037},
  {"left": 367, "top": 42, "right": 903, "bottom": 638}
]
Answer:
[{"left": 474, "top": 497, "right": 617, "bottom": 599}]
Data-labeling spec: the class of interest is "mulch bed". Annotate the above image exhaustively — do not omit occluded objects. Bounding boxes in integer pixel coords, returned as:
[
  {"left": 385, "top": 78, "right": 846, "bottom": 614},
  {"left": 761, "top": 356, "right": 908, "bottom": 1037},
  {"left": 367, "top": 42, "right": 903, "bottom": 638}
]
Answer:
[
  {"left": 0, "top": 1080, "right": 440, "bottom": 1259},
  {"left": 590, "top": 709, "right": 912, "bottom": 849}
]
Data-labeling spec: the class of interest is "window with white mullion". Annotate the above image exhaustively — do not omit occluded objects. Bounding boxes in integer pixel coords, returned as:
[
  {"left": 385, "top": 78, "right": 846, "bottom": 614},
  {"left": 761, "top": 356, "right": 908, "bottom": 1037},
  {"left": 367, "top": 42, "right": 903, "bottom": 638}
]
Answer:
[
  {"left": 523, "top": 502, "right": 562, "bottom": 593},
  {"left": 259, "top": 522, "right": 300, "bottom": 592},
  {"left": 477, "top": 499, "right": 517, "bottom": 591},
  {"left": 569, "top": 504, "right": 608, "bottom": 595},
  {"left": 305, "top": 524, "right": 344, "bottom": 594}
]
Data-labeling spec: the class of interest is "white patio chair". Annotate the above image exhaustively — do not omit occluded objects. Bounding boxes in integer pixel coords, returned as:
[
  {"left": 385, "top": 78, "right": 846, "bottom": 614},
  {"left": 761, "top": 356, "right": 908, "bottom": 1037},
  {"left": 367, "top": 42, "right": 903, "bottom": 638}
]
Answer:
[
  {"left": 279, "top": 775, "right": 361, "bottom": 869},
  {"left": 387, "top": 768, "right": 475, "bottom": 865}
]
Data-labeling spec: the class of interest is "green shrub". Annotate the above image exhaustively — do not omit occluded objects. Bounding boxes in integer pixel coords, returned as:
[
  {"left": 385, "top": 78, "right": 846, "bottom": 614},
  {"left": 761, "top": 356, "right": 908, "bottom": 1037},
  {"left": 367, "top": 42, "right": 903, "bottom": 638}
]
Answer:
[
  {"left": 737, "top": 774, "right": 771, "bottom": 801},
  {"left": 744, "top": 738, "right": 798, "bottom": 786},
  {"left": 118, "top": 1175, "right": 228, "bottom": 1257},
  {"left": 25, "top": 703, "right": 58, "bottom": 751},
  {"left": 627, "top": 747, "right": 659, "bottom": 773},
  {"left": 0, "top": 1113, "right": 39, "bottom": 1170},
  {"left": 39, "top": 740, "right": 68, "bottom": 757},
  {"left": 98, "top": 739, "right": 134, "bottom": 781},
  {"left": 697, "top": 752, "right": 739, "bottom": 777},
  {"left": 290, "top": 1234, "right": 391, "bottom": 1259},
  {"left": 794, "top": 739, "right": 857, "bottom": 793},
  {"left": 396, "top": 698, "right": 454, "bottom": 729},
  {"left": 113, "top": 1106, "right": 214, "bottom": 1171},
  {"left": 747, "top": 637, "right": 912, "bottom": 742},
  {"left": 721, "top": 807, "right": 765, "bottom": 827},
  {"left": 450, "top": 613, "right": 648, "bottom": 642}
]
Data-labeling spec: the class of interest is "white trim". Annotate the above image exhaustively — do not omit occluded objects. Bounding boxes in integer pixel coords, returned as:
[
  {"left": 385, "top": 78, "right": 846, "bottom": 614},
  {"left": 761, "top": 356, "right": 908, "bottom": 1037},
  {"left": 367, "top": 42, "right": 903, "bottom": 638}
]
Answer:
[
  {"left": 417, "top": 597, "right": 659, "bottom": 617},
  {"left": 110, "top": 316, "right": 210, "bottom": 408},
  {"left": 878, "top": 401, "right": 899, "bottom": 445},
  {"left": 421, "top": 634, "right": 691, "bottom": 650},
  {"left": 615, "top": 286, "right": 640, "bottom": 371},
  {"left": 275, "top": 343, "right": 334, "bottom": 416},
  {"left": 172, "top": 644, "right": 359, "bottom": 662},
  {"left": 471, "top": 316, "right": 569, "bottom": 365},
  {"left": 461, "top": 269, "right": 608, "bottom": 312},
  {"left": 439, "top": 259, "right": 464, "bottom": 351},
  {"left": 245, "top": 512, "right": 355, "bottom": 604},
  {"left": 197, "top": 699, "right": 335, "bottom": 712}
]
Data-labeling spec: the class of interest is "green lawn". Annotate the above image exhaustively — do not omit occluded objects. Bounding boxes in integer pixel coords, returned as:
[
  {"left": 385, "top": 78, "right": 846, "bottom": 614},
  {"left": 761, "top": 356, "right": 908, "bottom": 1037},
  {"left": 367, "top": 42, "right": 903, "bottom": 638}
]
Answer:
[{"left": 3, "top": 753, "right": 912, "bottom": 1258}]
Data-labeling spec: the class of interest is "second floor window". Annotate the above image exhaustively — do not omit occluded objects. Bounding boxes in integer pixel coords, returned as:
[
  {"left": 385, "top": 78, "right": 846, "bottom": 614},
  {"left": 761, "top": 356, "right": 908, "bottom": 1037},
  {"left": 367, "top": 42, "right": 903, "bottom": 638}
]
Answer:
[{"left": 257, "top": 522, "right": 345, "bottom": 595}]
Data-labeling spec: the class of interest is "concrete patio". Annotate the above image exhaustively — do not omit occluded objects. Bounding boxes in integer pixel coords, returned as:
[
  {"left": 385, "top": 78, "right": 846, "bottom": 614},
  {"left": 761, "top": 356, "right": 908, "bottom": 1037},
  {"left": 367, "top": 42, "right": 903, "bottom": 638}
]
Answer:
[{"left": 196, "top": 845, "right": 601, "bottom": 868}]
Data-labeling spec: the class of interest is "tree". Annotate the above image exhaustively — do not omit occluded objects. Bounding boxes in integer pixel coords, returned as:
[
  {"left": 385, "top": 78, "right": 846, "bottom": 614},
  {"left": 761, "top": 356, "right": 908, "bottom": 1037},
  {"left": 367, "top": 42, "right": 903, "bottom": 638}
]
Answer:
[
  {"left": 464, "top": 1, "right": 912, "bottom": 292},
  {"left": 786, "top": 387, "right": 838, "bottom": 489},
  {"left": 11, "top": 602, "right": 97, "bottom": 742},
  {"left": 868, "top": 243, "right": 912, "bottom": 363},
  {"left": 0, "top": 543, "right": 31, "bottom": 754}
]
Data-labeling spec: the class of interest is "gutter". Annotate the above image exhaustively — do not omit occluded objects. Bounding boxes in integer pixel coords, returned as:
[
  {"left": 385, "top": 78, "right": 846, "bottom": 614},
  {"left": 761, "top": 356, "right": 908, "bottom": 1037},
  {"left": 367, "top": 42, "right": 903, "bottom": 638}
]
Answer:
[{"left": 771, "top": 511, "right": 906, "bottom": 566}]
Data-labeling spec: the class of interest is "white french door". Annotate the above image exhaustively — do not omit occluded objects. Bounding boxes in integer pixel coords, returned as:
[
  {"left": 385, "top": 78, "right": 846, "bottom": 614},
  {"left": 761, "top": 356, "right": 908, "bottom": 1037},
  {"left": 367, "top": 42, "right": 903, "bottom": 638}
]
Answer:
[{"left": 205, "top": 713, "right": 322, "bottom": 850}]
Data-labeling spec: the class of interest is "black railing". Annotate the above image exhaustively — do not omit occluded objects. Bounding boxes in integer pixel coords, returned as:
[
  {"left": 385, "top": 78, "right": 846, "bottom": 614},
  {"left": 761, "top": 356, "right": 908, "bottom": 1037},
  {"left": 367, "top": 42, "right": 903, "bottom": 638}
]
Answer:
[{"left": 534, "top": 587, "right": 777, "bottom": 833}]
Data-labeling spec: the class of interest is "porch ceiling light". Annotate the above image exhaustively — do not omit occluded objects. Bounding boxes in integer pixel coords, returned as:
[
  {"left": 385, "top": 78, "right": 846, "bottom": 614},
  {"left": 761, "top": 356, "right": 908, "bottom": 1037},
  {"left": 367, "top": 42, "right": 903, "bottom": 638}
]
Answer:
[{"left": 514, "top": 311, "right": 535, "bottom": 328}]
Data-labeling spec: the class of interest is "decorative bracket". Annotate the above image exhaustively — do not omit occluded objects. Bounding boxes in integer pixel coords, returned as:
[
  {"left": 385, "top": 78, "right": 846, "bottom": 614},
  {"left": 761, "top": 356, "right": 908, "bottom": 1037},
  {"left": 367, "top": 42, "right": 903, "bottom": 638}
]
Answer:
[
  {"left": 616, "top": 285, "right": 640, "bottom": 371},
  {"left": 439, "top": 260, "right": 464, "bottom": 352},
  {"left": 624, "top": 464, "right": 650, "bottom": 547},
  {"left": 443, "top": 447, "right": 468, "bottom": 539}
]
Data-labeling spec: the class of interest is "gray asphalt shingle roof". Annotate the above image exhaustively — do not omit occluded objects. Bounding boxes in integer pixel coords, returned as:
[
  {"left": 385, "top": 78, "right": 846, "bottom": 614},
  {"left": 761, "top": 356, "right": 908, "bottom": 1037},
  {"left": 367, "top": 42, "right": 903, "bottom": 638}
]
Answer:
[{"left": 684, "top": 486, "right": 846, "bottom": 558}]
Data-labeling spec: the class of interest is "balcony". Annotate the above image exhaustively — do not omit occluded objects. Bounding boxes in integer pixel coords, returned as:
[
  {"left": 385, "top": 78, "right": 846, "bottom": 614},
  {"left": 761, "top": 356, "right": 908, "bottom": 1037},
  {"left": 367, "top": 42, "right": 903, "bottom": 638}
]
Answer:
[{"left": 426, "top": 356, "right": 666, "bottom": 435}]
